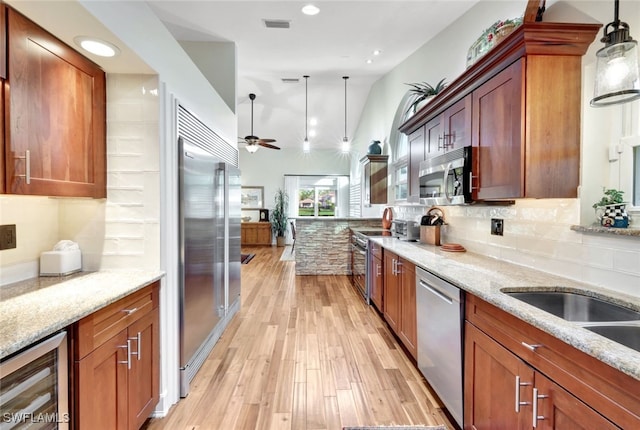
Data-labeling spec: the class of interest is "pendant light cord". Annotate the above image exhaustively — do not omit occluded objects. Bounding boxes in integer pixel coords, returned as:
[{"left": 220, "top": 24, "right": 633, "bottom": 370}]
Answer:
[
  {"left": 303, "top": 75, "right": 309, "bottom": 140},
  {"left": 343, "top": 76, "right": 349, "bottom": 139}
]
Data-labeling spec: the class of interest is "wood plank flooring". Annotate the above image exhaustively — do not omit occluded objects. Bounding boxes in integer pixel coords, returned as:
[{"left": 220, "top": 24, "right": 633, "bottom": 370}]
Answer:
[{"left": 143, "top": 246, "right": 455, "bottom": 430}]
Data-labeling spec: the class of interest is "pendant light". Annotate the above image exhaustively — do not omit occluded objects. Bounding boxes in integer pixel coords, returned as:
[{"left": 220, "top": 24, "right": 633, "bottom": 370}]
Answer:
[
  {"left": 591, "top": 0, "right": 640, "bottom": 107},
  {"left": 341, "top": 76, "right": 350, "bottom": 153},
  {"left": 303, "top": 75, "right": 311, "bottom": 153}
]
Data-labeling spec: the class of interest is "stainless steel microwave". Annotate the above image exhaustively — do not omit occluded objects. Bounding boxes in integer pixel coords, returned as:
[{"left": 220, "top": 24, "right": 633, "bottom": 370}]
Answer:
[{"left": 418, "top": 146, "right": 473, "bottom": 205}]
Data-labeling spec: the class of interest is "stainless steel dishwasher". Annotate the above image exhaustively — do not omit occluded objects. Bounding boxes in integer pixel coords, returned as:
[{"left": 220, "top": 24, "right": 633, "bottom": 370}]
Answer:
[{"left": 416, "top": 266, "right": 464, "bottom": 428}]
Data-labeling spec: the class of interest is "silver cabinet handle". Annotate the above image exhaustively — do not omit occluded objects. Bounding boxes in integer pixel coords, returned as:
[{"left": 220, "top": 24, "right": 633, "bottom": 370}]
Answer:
[
  {"left": 532, "top": 387, "right": 548, "bottom": 428},
  {"left": 521, "top": 342, "right": 543, "bottom": 352},
  {"left": 469, "top": 174, "right": 477, "bottom": 192},
  {"left": 122, "top": 307, "right": 138, "bottom": 315},
  {"left": 118, "top": 340, "right": 132, "bottom": 370},
  {"left": 515, "top": 375, "right": 532, "bottom": 412},
  {"left": 129, "top": 332, "right": 141, "bottom": 361},
  {"left": 392, "top": 258, "right": 396, "bottom": 275},
  {"left": 376, "top": 263, "right": 381, "bottom": 277},
  {"left": 15, "top": 150, "right": 31, "bottom": 184}
]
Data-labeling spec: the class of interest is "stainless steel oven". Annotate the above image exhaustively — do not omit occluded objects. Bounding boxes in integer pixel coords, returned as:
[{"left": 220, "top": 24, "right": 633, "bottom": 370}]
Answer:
[
  {"left": 350, "top": 231, "right": 368, "bottom": 301},
  {"left": 0, "top": 331, "right": 69, "bottom": 429}
]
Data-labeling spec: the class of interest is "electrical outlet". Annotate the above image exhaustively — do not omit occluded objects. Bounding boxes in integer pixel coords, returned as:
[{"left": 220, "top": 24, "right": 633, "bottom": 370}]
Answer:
[
  {"left": 491, "top": 218, "right": 504, "bottom": 236},
  {"left": 0, "top": 224, "right": 17, "bottom": 250}
]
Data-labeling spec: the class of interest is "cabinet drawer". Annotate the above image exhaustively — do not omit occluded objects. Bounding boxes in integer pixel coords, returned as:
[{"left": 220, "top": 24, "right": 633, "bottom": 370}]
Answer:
[
  {"left": 466, "top": 294, "right": 640, "bottom": 429},
  {"left": 74, "top": 282, "right": 159, "bottom": 359}
]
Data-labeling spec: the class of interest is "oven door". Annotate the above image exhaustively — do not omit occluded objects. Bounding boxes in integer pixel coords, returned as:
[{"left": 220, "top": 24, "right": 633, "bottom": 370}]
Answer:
[{"left": 350, "top": 236, "right": 368, "bottom": 301}]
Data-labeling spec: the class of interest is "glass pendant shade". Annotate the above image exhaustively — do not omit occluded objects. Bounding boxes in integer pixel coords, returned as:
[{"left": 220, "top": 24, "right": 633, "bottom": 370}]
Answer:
[
  {"left": 245, "top": 144, "right": 259, "bottom": 153},
  {"left": 591, "top": 1, "right": 640, "bottom": 107},
  {"left": 303, "top": 138, "right": 310, "bottom": 153},
  {"left": 341, "top": 137, "right": 350, "bottom": 154}
]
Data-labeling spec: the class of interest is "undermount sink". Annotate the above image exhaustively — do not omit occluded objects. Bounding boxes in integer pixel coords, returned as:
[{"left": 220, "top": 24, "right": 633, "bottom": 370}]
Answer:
[
  {"left": 584, "top": 325, "right": 640, "bottom": 353},
  {"left": 503, "top": 290, "right": 640, "bottom": 322}
]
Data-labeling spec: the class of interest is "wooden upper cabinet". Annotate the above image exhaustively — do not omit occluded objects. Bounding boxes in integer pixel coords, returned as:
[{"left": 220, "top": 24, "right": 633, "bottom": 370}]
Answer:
[
  {"left": 408, "top": 126, "right": 424, "bottom": 200},
  {"left": 5, "top": 8, "right": 106, "bottom": 198},
  {"left": 1, "top": 5, "right": 6, "bottom": 80},
  {"left": 472, "top": 60, "right": 524, "bottom": 200},
  {"left": 400, "top": 23, "right": 600, "bottom": 201},
  {"left": 361, "top": 154, "right": 388, "bottom": 205}
]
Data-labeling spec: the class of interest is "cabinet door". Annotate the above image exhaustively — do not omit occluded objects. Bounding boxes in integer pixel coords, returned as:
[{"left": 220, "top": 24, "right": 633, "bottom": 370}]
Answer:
[
  {"left": 128, "top": 308, "right": 160, "bottom": 430},
  {"left": 383, "top": 251, "right": 400, "bottom": 332},
  {"left": 6, "top": 8, "right": 106, "bottom": 198},
  {"left": 398, "top": 258, "right": 416, "bottom": 359},
  {"left": 257, "top": 223, "right": 272, "bottom": 245},
  {"left": 77, "top": 330, "right": 128, "bottom": 430},
  {"left": 0, "top": 5, "right": 6, "bottom": 79},
  {"left": 472, "top": 59, "right": 524, "bottom": 200},
  {"left": 370, "top": 255, "right": 383, "bottom": 311},
  {"left": 408, "top": 126, "right": 424, "bottom": 199},
  {"left": 534, "top": 373, "right": 619, "bottom": 430},
  {"left": 425, "top": 113, "right": 443, "bottom": 158},
  {"left": 465, "top": 322, "right": 533, "bottom": 430},
  {"left": 444, "top": 95, "right": 471, "bottom": 152}
]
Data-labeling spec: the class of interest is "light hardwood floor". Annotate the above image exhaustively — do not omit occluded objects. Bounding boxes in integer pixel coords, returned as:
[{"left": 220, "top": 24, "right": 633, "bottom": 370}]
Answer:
[{"left": 143, "top": 246, "right": 455, "bottom": 430}]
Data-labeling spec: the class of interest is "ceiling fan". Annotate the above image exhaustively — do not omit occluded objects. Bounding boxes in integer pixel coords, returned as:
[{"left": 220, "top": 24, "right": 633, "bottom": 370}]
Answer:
[{"left": 239, "top": 93, "right": 280, "bottom": 153}]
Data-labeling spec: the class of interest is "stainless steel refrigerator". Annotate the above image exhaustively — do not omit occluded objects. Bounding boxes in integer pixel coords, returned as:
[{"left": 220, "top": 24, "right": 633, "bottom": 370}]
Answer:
[{"left": 178, "top": 137, "right": 241, "bottom": 397}]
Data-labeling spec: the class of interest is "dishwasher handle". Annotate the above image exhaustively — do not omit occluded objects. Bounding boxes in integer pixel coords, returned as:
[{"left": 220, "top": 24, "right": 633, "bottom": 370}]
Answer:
[{"left": 419, "top": 280, "right": 455, "bottom": 305}]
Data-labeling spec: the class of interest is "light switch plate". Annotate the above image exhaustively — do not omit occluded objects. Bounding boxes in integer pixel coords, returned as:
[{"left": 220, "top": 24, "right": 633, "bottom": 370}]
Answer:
[{"left": 0, "top": 224, "right": 17, "bottom": 250}]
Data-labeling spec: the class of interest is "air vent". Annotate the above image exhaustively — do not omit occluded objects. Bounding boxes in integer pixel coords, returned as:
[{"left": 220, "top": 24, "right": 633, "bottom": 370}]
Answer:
[
  {"left": 281, "top": 78, "right": 300, "bottom": 83},
  {"left": 263, "top": 19, "right": 290, "bottom": 29}
]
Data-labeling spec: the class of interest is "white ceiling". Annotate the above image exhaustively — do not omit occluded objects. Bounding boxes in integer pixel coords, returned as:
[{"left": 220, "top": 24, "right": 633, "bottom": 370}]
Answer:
[
  {"left": 7, "top": 0, "right": 481, "bottom": 152},
  {"left": 149, "top": 0, "right": 480, "bottom": 151}
]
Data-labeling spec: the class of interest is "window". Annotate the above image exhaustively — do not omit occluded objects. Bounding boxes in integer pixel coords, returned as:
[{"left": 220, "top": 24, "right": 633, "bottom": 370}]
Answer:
[
  {"left": 389, "top": 91, "right": 418, "bottom": 201},
  {"left": 284, "top": 175, "right": 349, "bottom": 218}
]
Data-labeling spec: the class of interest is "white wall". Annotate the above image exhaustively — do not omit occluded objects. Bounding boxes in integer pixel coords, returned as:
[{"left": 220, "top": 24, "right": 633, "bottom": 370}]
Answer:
[
  {"left": 350, "top": 0, "right": 640, "bottom": 296},
  {"left": 239, "top": 147, "right": 350, "bottom": 221}
]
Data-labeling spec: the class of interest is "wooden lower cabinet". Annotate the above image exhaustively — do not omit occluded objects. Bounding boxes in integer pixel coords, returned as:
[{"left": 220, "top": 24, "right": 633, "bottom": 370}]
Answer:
[
  {"left": 383, "top": 250, "right": 416, "bottom": 359},
  {"left": 465, "top": 323, "right": 618, "bottom": 430},
  {"left": 73, "top": 282, "right": 160, "bottom": 430},
  {"left": 464, "top": 294, "right": 637, "bottom": 429},
  {"left": 241, "top": 222, "right": 272, "bottom": 245}
]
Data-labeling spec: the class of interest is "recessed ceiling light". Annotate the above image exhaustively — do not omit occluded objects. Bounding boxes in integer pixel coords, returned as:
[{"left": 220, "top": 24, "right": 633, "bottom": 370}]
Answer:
[
  {"left": 366, "top": 59, "right": 373, "bottom": 64},
  {"left": 74, "top": 36, "right": 120, "bottom": 57},
  {"left": 302, "top": 4, "right": 320, "bottom": 15},
  {"left": 373, "top": 50, "right": 382, "bottom": 56},
  {"left": 309, "top": 129, "right": 317, "bottom": 137},
  {"left": 309, "top": 118, "right": 318, "bottom": 126}
]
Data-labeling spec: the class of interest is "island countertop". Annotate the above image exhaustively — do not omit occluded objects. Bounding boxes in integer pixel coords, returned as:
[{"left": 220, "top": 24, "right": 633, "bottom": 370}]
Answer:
[
  {"left": 0, "top": 270, "right": 164, "bottom": 360},
  {"left": 371, "top": 237, "right": 640, "bottom": 381}
]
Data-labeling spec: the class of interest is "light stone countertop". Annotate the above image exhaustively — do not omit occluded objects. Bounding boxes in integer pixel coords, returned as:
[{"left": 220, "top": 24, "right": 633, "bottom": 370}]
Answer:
[
  {"left": 371, "top": 237, "right": 640, "bottom": 381},
  {"left": 0, "top": 271, "right": 164, "bottom": 360}
]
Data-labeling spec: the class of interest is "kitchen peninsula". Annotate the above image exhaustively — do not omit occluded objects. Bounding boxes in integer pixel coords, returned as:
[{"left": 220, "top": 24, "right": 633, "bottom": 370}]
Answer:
[{"left": 293, "top": 217, "right": 382, "bottom": 275}]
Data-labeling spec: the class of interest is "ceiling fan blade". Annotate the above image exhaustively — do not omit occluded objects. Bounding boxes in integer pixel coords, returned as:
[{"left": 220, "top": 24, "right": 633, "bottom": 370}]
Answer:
[
  {"left": 258, "top": 138, "right": 276, "bottom": 143},
  {"left": 259, "top": 142, "right": 281, "bottom": 150}
]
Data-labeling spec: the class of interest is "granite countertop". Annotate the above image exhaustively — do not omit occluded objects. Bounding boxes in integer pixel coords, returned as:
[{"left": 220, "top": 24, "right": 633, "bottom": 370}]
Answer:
[
  {"left": 370, "top": 237, "right": 640, "bottom": 381},
  {"left": 0, "top": 271, "right": 164, "bottom": 360}
]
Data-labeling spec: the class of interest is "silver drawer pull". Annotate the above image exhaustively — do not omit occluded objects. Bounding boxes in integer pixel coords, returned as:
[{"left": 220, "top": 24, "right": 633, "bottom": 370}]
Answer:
[
  {"left": 129, "top": 332, "right": 142, "bottom": 361},
  {"left": 532, "top": 387, "right": 548, "bottom": 428},
  {"left": 521, "top": 342, "right": 543, "bottom": 352},
  {"left": 118, "top": 341, "right": 131, "bottom": 370},
  {"left": 15, "top": 150, "right": 31, "bottom": 184},
  {"left": 515, "top": 375, "right": 532, "bottom": 412},
  {"left": 122, "top": 307, "right": 138, "bottom": 315}
]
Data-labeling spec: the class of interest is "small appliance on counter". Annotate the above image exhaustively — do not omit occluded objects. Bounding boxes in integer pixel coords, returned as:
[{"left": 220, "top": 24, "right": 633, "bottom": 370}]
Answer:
[
  {"left": 391, "top": 219, "right": 420, "bottom": 241},
  {"left": 40, "top": 240, "right": 82, "bottom": 276}
]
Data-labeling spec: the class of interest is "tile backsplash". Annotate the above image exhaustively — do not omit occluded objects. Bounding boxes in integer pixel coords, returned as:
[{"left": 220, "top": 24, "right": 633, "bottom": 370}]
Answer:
[{"left": 393, "top": 199, "right": 639, "bottom": 297}]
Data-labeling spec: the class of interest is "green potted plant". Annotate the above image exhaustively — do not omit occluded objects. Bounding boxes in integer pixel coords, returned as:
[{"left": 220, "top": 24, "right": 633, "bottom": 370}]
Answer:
[
  {"left": 405, "top": 78, "right": 447, "bottom": 114},
  {"left": 270, "top": 188, "right": 289, "bottom": 246},
  {"left": 592, "top": 188, "right": 629, "bottom": 228}
]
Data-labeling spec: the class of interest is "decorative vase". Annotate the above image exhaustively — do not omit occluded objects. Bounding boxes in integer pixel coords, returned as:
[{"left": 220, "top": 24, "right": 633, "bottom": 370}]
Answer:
[
  {"left": 276, "top": 236, "right": 286, "bottom": 247},
  {"left": 368, "top": 140, "right": 382, "bottom": 155},
  {"left": 597, "top": 204, "right": 629, "bottom": 228}
]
